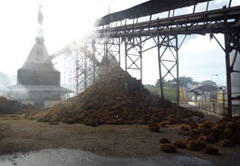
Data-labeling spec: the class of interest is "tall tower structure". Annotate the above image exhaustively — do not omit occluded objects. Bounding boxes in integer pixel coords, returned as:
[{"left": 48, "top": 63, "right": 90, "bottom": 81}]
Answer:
[{"left": 6, "top": 5, "right": 71, "bottom": 108}]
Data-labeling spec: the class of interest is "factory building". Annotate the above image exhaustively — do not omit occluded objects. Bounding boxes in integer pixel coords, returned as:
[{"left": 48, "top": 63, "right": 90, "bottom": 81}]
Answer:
[{"left": 6, "top": 37, "right": 71, "bottom": 108}]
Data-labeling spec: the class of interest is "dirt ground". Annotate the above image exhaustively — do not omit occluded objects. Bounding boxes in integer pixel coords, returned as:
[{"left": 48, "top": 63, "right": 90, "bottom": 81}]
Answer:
[{"left": 0, "top": 115, "right": 240, "bottom": 166}]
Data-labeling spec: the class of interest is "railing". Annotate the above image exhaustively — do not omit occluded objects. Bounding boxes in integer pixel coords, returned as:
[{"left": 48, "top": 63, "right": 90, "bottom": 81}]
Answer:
[{"left": 188, "top": 92, "right": 240, "bottom": 117}]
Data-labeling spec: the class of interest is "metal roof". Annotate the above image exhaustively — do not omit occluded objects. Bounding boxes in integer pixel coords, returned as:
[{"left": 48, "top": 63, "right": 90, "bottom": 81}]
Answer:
[
  {"left": 187, "top": 84, "right": 218, "bottom": 93},
  {"left": 98, "top": 0, "right": 212, "bottom": 26},
  {"left": 22, "top": 37, "right": 57, "bottom": 72}
]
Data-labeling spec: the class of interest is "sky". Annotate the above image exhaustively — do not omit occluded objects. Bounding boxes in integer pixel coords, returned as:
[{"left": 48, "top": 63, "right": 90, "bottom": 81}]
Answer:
[{"left": 0, "top": 0, "right": 239, "bottom": 87}]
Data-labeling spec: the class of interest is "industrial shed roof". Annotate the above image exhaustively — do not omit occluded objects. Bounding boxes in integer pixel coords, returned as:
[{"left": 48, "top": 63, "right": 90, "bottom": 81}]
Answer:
[
  {"left": 98, "top": 0, "right": 212, "bottom": 26},
  {"left": 187, "top": 84, "right": 218, "bottom": 93}
]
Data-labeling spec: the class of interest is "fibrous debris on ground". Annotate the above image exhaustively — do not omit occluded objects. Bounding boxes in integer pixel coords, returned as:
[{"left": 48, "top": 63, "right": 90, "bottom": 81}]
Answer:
[
  {"left": 23, "top": 65, "right": 240, "bottom": 156},
  {"left": 184, "top": 117, "right": 240, "bottom": 147}
]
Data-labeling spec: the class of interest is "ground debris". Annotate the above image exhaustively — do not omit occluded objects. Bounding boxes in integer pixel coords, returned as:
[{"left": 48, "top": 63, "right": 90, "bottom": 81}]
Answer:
[
  {"left": 204, "top": 146, "right": 218, "bottom": 155},
  {"left": 174, "top": 116, "right": 240, "bottom": 154},
  {"left": 186, "top": 139, "right": 206, "bottom": 151},
  {"left": 172, "top": 140, "right": 186, "bottom": 149},
  {"left": 159, "top": 138, "right": 170, "bottom": 144},
  {"left": 178, "top": 124, "right": 191, "bottom": 136},
  {"left": 219, "top": 139, "right": 233, "bottom": 147},
  {"left": 149, "top": 122, "right": 160, "bottom": 132},
  {"left": 160, "top": 144, "right": 177, "bottom": 153},
  {"left": 185, "top": 117, "right": 240, "bottom": 145}
]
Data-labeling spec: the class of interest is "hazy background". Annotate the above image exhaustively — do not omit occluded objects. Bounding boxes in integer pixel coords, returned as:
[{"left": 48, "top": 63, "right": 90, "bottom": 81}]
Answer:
[{"left": 0, "top": 0, "right": 239, "bottom": 89}]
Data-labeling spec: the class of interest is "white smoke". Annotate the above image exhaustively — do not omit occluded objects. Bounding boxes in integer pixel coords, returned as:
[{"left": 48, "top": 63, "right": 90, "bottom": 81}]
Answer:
[{"left": 0, "top": 72, "right": 16, "bottom": 96}]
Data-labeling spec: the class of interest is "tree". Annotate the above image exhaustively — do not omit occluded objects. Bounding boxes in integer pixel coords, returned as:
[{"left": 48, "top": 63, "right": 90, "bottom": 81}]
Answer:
[
  {"left": 144, "top": 84, "right": 155, "bottom": 89},
  {"left": 178, "top": 76, "right": 194, "bottom": 87},
  {"left": 155, "top": 76, "right": 195, "bottom": 88},
  {"left": 155, "top": 79, "right": 166, "bottom": 88}
]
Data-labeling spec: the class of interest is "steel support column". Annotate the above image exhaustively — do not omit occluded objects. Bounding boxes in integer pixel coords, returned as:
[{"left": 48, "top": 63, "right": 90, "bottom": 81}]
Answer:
[
  {"left": 91, "top": 39, "right": 96, "bottom": 83},
  {"left": 91, "top": 36, "right": 121, "bottom": 81},
  {"left": 157, "top": 35, "right": 165, "bottom": 101},
  {"left": 156, "top": 34, "right": 180, "bottom": 114},
  {"left": 104, "top": 37, "right": 121, "bottom": 65},
  {"left": 124, "top": 37, "right": 143, "bottom": 81},
  {"left": 75, "top": 54, "right": 80, "bottom": 95},
  {"left": 224, "top": 29, "right": 240, "bottom": 117},
  {"left": 83, "top": 52, "right": 87, "bottom": 89},
  {"left": 224, "top": 31, "right": 233, "bottom": 117},
  {"left": 176, "top": 35, "right": 180, "bottom": 115}
]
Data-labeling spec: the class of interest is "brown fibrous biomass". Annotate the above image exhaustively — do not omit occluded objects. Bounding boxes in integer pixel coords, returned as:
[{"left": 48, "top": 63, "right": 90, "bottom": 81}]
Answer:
[
  {"left": 160, "top": 144, "right": 177, "bottom": 153},
  {"left": 149, "top": 123, "right": 160, "bottom": 132},
  {"left": 172, "top": 140, "right": 186, "bottom": 149},
  {"left": 204, "top": 146, "right": 218, "bottom": 155},
  {"left": 29, "top": 66, "right": 203, "bottom": 126},
  {"left": 159, "top": 138, "right": 170, "bottom": 144}
]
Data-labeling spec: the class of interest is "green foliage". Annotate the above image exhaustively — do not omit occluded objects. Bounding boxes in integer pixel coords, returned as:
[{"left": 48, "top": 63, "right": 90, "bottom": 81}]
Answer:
[
  {"left": 179, "top": 77, "right": 194, "bottom": 87},
  {"left": 162, "top": 87, "right": 177, "bottom": 102},
  {"left": 144, "top": 84, "right": 155, "bottom": 89},
  {"left": 155, "top": 79, "right": 166, "bottom": 87},
  {"left": 200, "top": 80, "right": 217, "bottom": 87},
  {"left": 146, "top": 76, "right": 217, "bottom": 103},
  {"left": 155, "top": 76, "right": 197, "bottom": 88},
  {"left": 146, "top": 86, "right": 177, "bottom": 102}
]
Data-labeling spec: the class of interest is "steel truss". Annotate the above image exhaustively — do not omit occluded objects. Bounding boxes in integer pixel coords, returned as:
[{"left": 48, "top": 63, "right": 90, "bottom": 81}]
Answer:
[
  {"left": 124, "top": 36, "right": 142, "bottom": 80},
  {"left": 123, "top": 34, "right": 181, "bottom": 101},
  {"left": 92, "top": 2, "right": 240, "bottom": 117},
  {"left": 156, "top": 35, "right": 180, "bottom": 107},
  {"left": 91, "top": 36, "right": 121, "bottom": 82},
  {"left": 92, "top": 33, "right": 183, "bottom": 114},
  {"left": 75, "top": 47, "right": 96, "bottom": 94},
  {"left": 98, "top": 5, "right": 240, "bottom": 38},
  {"left": 92, "top": 37, "right": 121, "bottom": 64},
  {"left": 75, "top": 50, "right": 86, "bottom": 94}
]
